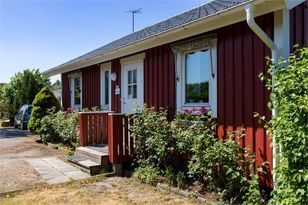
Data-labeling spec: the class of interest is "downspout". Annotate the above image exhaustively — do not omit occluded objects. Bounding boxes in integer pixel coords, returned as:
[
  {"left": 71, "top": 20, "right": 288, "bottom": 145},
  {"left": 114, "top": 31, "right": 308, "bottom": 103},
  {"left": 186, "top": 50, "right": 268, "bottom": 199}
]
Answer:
[{"left": 244, "top": 3, "right": 279, "bottom": 184}]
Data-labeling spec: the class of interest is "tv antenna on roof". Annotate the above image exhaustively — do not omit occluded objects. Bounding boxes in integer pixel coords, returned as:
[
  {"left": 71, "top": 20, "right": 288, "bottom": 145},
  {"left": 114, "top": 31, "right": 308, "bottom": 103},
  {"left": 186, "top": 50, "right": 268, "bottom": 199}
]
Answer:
[{"left": 127, "top": 8, "right": 142, "bottom": 32}]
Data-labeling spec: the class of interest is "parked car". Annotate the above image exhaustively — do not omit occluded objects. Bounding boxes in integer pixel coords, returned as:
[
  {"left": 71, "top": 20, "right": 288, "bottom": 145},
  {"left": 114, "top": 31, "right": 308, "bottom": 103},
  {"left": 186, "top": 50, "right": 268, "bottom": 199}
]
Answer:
[{"left": 14, "top": 104, "right": 33, "bottom": 130}]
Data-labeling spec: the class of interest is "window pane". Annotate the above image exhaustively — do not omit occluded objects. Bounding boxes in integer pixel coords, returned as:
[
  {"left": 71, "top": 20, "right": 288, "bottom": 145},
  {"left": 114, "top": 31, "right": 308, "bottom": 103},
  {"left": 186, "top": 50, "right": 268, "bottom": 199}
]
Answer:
[
  {"left": 74, "top": 78, "right": 81, "bottom": 105},
  {"left": 133, "top": 69, "right": 137, "bottom": 83},
  {"left": 104, "top": 71, "right": 109, "bottom": 105},
  {"left": 128, "top": 85, "right": 132, "bottom": 99},
  {"left": 185, "top": 50, "right": 210, "bottom": 103},
  {"left": 133, "top": 84, "right": 137, "bottom": 98},
  {"left": 128, "top": 70, "right": 132, "bottom": 84}
]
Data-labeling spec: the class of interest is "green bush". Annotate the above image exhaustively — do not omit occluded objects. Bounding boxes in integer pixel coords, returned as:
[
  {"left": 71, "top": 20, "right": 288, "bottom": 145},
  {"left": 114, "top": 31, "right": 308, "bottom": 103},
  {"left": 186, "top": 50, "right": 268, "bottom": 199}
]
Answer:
[
  {"left": 129, "top": 105, "right": 262, "bottom": 204},
  {"left": 133, "top": 166, "right": 160, "bottom": 186},
  {"left": 40, "top": 109, "right": 79, "bottom": 147},
  {"left": 188, "top": 129, "right": 262, "bottom": 204},
  {"left": 129, "top": 106, "right": 172, "bottom": 169},
  {"left": 40, "top": 109, "right": 60, "bottom": 144},
  {"left": 260, "top": 47, "right": 308, "bottom": 204},
  {"left": 28, "top": 86, "right": 60, "bottom": 133}
]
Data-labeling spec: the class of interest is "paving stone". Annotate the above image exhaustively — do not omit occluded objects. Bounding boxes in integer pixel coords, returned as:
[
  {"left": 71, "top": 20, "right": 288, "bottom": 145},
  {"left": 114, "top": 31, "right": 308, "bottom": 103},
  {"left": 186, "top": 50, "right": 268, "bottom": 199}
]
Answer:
[{"left": 26, "top": 157, "right": 89, "bottom": 184}]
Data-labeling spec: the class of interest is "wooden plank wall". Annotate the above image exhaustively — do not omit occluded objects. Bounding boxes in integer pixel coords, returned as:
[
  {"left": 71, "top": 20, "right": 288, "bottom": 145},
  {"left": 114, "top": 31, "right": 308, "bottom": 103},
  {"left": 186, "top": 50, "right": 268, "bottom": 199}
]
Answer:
[
  {"left": 290, "top": 1, "right": 308, "bottom": 51},
  {"left": 144, "top": 44, "right": 176, "bottom": 117},
  {"left": 61, "top": 72, "right": 70, "bottom": 110},
  {"left": 81, "top": 65, "right": 100, "bottom": 109},
  {"left": 216, "top": 13, "right": 273, "bottom": 186}
]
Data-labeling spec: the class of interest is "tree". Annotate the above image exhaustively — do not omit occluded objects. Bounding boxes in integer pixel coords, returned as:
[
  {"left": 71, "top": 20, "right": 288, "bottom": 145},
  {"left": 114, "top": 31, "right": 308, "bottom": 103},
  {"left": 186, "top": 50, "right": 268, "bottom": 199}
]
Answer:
[
  {"left": 50, "top": 79, "right": 62, "bottom": 103},
  {"left": 0, "top": 83, "right": 9, "bottom": 119},
  {"left": 28, "top": 86, "right": 60, "bottom": 133},
  {"left": 0, "top": 69, "right": 50, "bottom": 121}
]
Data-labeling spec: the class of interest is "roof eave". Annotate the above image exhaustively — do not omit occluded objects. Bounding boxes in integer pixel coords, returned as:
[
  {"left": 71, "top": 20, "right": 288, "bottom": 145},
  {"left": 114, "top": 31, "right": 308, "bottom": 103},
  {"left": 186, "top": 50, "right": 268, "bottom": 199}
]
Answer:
[{"left": 44, "top": 0, "right": 287, "bottom": 77}]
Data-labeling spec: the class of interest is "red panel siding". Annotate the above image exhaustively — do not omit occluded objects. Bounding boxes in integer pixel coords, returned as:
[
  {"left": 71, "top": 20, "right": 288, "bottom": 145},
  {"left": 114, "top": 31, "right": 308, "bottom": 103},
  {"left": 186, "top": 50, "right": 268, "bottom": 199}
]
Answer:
[
  {"left": 217, "top": 13, "right": 273, "bottom": 186},
  {"left": 111, "top": 59, "right": 121, "bottom": 113},
  {"left": 61, "top": 73, "right": 70, "bottom": 110},
  {"left": 82, "top": 65, "right": 100, "bottom": 109},
  {"left": 290, "top": 1, "right": 308, "bottom": 51},
  {"left": 144, "top": 44, "right": 176, "bottom": 117}
]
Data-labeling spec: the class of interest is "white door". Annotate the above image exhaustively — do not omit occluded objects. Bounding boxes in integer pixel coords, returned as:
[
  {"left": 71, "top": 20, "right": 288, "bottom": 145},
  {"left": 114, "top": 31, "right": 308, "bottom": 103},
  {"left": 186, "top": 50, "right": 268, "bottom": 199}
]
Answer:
[{"left": 121, "top": 61, "right": 144, "bottom": 113}]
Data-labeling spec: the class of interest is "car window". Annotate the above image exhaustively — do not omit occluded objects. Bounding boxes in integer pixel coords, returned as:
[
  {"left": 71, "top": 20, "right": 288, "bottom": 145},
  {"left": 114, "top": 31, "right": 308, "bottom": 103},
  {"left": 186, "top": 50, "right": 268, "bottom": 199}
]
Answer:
[{"left": 28, "top": 106, "right": 33, "bottom": 114}]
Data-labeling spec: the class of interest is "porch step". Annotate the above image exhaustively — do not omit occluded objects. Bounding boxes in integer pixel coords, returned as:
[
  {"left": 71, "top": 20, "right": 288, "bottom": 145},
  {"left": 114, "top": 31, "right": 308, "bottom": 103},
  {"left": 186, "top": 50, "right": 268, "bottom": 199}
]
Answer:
[
  {"left": 76, "top": 146, "right": 108, "bottom": 166},
  {"left": 66, "top": 155, "right": 102, "bottom": 175}
]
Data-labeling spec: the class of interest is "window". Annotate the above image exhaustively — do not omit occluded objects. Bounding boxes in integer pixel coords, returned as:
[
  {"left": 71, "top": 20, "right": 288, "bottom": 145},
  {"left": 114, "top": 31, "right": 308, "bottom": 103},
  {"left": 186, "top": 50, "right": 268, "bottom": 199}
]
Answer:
[
  {"left": 100, "top": 63, "right": 111, "bottom": 110},
  {"left": 127, "top": 69, "right": 137, "bottom": 99},
  {"left": 69, "top": 73, "right": 82, "bottom": 109},
  {"left": 185, "top": 50, "right": 210, "bottom": 103},
  {"left": 73, "top": 77, "right": 81, "bottom": 105},
  {"left": 173, "top": 37, "right": 217, "bottom": 117}
]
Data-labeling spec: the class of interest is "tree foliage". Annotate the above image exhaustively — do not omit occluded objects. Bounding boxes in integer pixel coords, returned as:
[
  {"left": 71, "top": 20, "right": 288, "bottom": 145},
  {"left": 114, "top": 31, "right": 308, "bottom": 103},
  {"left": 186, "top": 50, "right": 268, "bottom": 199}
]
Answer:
[
  {"left": 28, "top": 86, "right": 60, "bottom": 133},
  {"left": 0, "top": 69, "right": 50, "bottom": 121},
  {"left": 260, "top": 47, "right": 308, "bottom": 204}
]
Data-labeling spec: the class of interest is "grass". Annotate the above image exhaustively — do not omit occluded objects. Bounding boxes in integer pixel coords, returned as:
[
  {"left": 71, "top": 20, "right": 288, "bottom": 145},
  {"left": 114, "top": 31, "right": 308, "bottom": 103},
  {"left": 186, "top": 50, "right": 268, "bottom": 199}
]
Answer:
[{"left": 0, "top": 176, "right": 216, "bottom": 205}]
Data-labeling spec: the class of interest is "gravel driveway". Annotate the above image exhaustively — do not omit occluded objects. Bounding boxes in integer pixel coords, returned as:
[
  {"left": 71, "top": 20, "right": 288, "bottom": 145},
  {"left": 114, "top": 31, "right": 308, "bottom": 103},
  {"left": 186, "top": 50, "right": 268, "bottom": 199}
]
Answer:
[{"left": 0, "top": 128, "right": 67, "bottom": 193}]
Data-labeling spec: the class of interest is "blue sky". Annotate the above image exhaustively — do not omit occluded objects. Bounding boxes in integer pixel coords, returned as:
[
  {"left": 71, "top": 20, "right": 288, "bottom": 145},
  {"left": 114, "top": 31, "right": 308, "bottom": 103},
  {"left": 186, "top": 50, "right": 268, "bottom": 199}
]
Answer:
[{"left": 0, "top": 0, "right": 205, "bottom": 83}]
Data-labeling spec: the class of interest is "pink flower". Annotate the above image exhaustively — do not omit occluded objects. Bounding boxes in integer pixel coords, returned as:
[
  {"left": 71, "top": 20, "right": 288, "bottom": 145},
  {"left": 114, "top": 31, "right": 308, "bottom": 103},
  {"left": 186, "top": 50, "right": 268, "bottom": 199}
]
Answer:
[
  {"left": 178, "top": 110, "right": 185, "bottom": 114},
  {"left": 199, "top": 106, "right": 207, "bottom": 114},
  {"left": 189, "top": 107, "right": 196, "bottom": 113},
  {"left": 194, "top": 110, "right": 202, "bottom": 115}
]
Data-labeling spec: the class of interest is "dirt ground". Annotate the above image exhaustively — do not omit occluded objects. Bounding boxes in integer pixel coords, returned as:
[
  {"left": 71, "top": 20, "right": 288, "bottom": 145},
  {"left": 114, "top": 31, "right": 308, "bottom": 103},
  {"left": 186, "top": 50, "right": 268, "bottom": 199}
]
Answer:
[
  {"left": 0, "top": 176, "right": 218, "bottom": 205},
  {"left": 0, "top": 128, "right": 66, "bottom": 193}
]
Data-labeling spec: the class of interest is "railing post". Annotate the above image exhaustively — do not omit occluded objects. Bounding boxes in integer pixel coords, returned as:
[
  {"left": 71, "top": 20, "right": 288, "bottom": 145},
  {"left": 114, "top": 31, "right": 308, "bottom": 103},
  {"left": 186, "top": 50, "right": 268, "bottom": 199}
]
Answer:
[
  {"left": 108, "top": 113, "right": 118, "bottom": 163},
  {"left": 79, "top": 113, "right": 87, "bottom": 147}
]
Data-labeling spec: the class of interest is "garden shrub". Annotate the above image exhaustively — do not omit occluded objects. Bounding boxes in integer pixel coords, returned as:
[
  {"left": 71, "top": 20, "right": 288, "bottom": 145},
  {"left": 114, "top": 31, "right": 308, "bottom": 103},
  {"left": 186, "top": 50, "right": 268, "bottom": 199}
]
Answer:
[
  {"left": 28, "top": 86, "right": 60, "bottom": 133},
  {"left": 133, "top": 166, "right": 160, "bottom": 186},
  {"left": 129, "top": 105, "right": 263, "bottom": 204},
  {"left": 40, "top": 108, "right": 79, "bottom": 147},
  {"left": 260, "top": 47, "right": 308, "bottom": 205},
  {"left": 40, "top": 108, "right": 60, "bottom": 144},
  {"left": 129, "top": 106, "right": 172, "bottom": 169}
]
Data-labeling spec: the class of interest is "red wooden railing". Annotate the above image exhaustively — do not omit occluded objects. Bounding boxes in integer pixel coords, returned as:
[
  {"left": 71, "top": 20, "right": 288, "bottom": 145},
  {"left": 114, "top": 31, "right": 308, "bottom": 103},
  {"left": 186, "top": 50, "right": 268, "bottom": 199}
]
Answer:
[
  {"left": 79, "top": 111, "right": 113, "bottom": 146},
  {"left": 108, "top": 113, "right": 134, "bottom": 164},
  {"left": 79, "top": 111, "right": 134, "bottom": 164}
]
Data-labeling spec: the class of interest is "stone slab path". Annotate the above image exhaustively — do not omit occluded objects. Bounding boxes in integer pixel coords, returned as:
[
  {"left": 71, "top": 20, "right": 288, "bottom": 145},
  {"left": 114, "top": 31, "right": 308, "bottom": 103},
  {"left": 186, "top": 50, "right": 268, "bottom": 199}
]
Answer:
[{"left": 26, "top": 157, "right": 89, "bottom": 184}]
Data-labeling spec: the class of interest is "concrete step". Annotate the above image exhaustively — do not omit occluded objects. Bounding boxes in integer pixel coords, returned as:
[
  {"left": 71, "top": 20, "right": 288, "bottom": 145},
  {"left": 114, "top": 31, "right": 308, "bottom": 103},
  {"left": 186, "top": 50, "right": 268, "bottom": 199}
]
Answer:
[
  {"left": 66, "top": 155, "right": 102, "bottom": 175},
  {"left": 76, "top": 146, "right": 108, "bottom": 167}
]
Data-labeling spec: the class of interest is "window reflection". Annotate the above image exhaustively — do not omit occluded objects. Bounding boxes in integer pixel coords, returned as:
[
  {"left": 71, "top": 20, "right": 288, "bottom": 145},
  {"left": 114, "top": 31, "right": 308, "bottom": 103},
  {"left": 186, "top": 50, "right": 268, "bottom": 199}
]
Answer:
[
  {"left": 74, "top": 77, "right": 81, "bottom": 105},
  {"left": 185, "top": 50, "right": 210, "bottom": 103}
]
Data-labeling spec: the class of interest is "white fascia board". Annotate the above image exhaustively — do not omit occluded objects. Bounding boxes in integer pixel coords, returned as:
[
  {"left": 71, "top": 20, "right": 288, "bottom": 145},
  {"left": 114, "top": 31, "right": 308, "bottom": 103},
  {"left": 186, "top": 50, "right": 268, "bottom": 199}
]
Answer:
[
  {"left": 44, "top": 0, "right": 286, "bottom": 77},
  {"left": 284, "top": 0, "right": 305, "bottom": 10}
]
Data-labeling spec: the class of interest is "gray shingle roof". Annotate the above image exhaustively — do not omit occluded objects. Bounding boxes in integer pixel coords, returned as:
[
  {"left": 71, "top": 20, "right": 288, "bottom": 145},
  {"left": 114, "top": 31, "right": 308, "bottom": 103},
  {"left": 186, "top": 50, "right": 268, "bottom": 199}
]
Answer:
[{"left": 53, "top": 0, "right": 250, "bottom": 69}]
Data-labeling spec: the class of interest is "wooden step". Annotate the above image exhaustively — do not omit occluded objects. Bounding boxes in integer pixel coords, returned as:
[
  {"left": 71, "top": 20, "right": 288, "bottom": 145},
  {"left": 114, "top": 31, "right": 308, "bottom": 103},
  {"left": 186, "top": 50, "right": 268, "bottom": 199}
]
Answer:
[
  {"left": 76, "top": 146, "right": 108, "bottom": 167},
  {"left": 66, "top": 155, "right": 102, "bottom": 175}
]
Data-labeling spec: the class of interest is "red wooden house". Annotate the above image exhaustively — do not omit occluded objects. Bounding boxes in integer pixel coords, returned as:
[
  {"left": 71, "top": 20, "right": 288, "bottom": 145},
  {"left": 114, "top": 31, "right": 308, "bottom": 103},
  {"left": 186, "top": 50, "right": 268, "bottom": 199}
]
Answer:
[{"left": 44, "top": 0, "right": 307, "bottom": 182}]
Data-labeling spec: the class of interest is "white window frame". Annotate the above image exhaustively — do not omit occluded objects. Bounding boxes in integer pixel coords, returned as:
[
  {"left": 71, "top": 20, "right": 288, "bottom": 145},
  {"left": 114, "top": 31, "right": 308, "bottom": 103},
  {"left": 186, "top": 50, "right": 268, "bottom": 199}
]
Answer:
[
  {"left": 173, "top": 37, "right": 217, "bottom": 117},
  {"left": 100, "top": 63, "right": 112, "bottom": 111},
  {"left": 69, "top": 72, "right": 82, "bottom": 109}
]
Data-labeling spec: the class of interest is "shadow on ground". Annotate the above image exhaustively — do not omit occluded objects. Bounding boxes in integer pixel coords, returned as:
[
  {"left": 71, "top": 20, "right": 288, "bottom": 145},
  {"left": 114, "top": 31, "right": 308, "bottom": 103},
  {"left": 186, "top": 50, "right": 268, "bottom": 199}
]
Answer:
[{"left": 0, "top": 128, "right": 30, "bottom": 139}]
